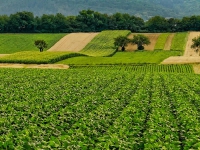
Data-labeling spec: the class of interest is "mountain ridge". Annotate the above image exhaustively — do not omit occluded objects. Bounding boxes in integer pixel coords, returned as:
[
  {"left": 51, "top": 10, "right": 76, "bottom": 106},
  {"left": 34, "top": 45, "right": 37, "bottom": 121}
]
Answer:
[{"left": 0, "top": 0, "right": 200, "bottom": 19}]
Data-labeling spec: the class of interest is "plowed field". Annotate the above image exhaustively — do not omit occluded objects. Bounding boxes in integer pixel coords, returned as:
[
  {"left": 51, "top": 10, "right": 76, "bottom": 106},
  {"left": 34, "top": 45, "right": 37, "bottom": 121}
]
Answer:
[
  {"left": 126, "top": 33, "right": 160, "bottom": 51},
  {"left": 48, "top": 33, "right": 99, "bottom": 52}
]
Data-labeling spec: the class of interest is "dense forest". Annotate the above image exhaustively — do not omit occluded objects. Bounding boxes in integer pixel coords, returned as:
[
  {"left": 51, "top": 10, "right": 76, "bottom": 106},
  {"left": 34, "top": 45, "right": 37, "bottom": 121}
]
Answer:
[
  {"left": 0, "top": 10, "right": 200, "bottom": 33},
  {"left": 0, "top": 0, "right": 200, "bottom": 20}
]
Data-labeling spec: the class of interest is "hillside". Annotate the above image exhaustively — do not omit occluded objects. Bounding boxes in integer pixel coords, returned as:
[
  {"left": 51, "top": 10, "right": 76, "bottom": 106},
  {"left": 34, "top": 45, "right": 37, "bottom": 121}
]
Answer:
[{"left": 0, "top": 0, "right": 200, "bottom": 19}]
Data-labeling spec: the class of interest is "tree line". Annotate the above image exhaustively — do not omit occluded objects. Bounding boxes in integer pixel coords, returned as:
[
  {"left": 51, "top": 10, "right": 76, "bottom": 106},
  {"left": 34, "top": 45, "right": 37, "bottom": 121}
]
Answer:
[{"left": 0, "top": 9, "right": 200, "bottom": 33}]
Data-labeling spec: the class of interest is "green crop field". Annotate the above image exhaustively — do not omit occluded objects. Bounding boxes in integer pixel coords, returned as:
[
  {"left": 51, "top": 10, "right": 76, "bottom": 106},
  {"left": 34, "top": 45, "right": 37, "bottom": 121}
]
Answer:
[
  {"left": 57, "top": 50, "right": 181, "bottom": 65},
  {"left": 0, "top": 33, "right": 66, "bottom": 54},
  {"left": 170, "top": 32, "right": 188, "bottom": 51},
  {"left": 154, "top": 33, "right": 170, "bottom": 50},
  {"left": 80, "top": 30, "right": 131, "bottom": 56},
  {"left": 0, "top": 67, "right": 200, "bottom": 149},
  {"left": 0, "top": 51, "right": 83, "bottom": 64}
]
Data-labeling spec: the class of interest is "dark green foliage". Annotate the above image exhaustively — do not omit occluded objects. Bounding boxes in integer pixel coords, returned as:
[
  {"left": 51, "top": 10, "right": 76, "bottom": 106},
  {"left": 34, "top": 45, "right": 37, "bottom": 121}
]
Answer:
[
  {"left": 1, "top": 9, "right": 200, "bottom": 33},
  {"left": 34, "top": 40, "right": 47, "bottom": 52},
  {"left": 138, "top": 45, "right": 144, "bottom": 50},
  {"left": 131, "top": 34, "right": 150, "bottom": 50},
  {"left": 191, "top": 36, "right": 200, "bottom": 55},
  {"left": 114, "top": 36, "right": 130, "bottom": 51}
]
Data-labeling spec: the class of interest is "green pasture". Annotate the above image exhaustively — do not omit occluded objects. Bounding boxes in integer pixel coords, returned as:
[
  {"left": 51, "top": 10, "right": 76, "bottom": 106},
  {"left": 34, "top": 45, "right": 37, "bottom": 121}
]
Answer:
[
  {"left": 170, "top": 32, "right": 188, "bottom": 51},
  {"left": 0, "top": 33, "right": 66, "bottom": 54},
  {"left": 57, "top": 50, "right": 181, "bottom": 65},
  {"left": 154, "top": 33, "right": 170, "bottom": 50}
]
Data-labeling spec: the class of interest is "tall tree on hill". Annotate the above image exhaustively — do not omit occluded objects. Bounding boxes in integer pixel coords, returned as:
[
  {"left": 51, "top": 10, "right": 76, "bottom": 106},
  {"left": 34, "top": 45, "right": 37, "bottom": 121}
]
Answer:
[
  {"left": 114, "top": 36, "right": 130, "bottom": 51},
  {"left": 191, "top": 36, "right": 200, "bottom": 55},
  {"left": 34, "top": 40, "right": 48, "bottom": 52},
  {"left": 131, "top": 34, "right": 150, "bottom": 50}
]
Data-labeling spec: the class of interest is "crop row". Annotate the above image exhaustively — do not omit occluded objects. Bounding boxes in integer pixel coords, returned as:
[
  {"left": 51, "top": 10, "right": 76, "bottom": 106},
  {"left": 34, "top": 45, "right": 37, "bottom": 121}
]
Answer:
[
  {"left": 0, "top": 68, "right": 200, "bottom": 149},
  {"left": 70, "top": 64, "right": 193, "bottom": 73},
  {"left": 81, "top": 30, "right": 131, "bottom": 56}
]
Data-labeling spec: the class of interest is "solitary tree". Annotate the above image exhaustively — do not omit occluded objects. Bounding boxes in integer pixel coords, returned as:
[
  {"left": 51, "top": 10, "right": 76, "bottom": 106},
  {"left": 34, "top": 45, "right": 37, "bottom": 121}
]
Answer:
[
  {"left": 131, "top": 34, "right": 150, "bottom": 50},
  {"left": 191, "top": 35, "right": 200, "bottom": 55},
  {"left": 34, "top": 40, "right": 48, "bottom": 52},
  {"left": 114, "top": 36, "right": 130, "bottom": 51}
]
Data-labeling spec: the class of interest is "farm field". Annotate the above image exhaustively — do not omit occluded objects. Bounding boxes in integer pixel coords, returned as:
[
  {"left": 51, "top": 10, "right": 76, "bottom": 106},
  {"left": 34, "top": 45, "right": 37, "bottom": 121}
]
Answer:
[
  {"left": 48, "top": 33, "right": 99, "bottom": 52},
  {"left": 170, "top": 32, "right": 188, "bottom": 51},
  {"left": 57, "top": 51, "right": 181, "bottom": 65},
  {"left": 0, "top": 68, "right": 200, "bottom": 149},
  {"left": 154, "top": 33, "right": 170, "bottom": 50},
  {"left": 126, "top": 33, "right": 160, "bottom": 51},
  {"left": 0, "top": 33, "right": 66, "bottom": 54},
  {"left": 164, "top": 33, "right": 175, "bottom": 50},
  {"left": 80, "top": 30, "right": 131, "bottom": 56}
]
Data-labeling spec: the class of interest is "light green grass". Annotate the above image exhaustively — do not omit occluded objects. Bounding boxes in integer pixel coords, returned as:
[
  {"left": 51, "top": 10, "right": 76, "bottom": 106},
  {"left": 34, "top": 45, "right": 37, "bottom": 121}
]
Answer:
[
  {"left": 0, "top": 51, "right": 83, "bottom": 64},
  {"left": 80, "top": 30, "right": 131, "bottom": 56},
  {"left": 170, "top": 32, "right": 188, "bottom": 51},
  {"left": 0, "top": 33, "right": 66, "bottom": 54},
  {"left": 154, "top": 33, "right": 170, "bottom": 50},
  {"left": 57, "top": 50, "right": 181, "bottom": 65}
]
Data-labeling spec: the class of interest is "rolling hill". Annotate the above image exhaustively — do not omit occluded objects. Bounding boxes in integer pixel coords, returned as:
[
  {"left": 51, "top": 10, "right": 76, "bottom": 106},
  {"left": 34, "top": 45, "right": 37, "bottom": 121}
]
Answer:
[{"left": 0, "top": 0, "right": 200, "bottom": 19}]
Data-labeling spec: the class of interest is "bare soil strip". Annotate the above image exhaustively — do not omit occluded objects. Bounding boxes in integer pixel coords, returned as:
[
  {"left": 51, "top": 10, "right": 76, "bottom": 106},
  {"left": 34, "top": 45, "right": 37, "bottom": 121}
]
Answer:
[
  {"left": 126, "top": 33, "right": 160, "bottom": 51},
  {"left": 0, "top": 64, "right": 69, "bottom": 69},
  {"left": 0, "top": 54, "right": 10, "bottom": 57},
  {"left": 164, "top": 33, "right": 175, "bottom": 50},
  {"left": 184, "top": 32, "right": 200, "bottom": 56},
  {"left": 48, "top": 33, "right": 99, "bottom": 52},
  {"left": 161, "top": 56, "right": 200, "bottom": 64},
  {"left": 193, "top": 64, "right": 200, "bottom": 74}
]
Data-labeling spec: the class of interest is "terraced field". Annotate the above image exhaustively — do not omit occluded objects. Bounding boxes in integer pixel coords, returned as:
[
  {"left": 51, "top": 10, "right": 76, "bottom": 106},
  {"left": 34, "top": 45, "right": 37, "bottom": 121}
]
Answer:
[{"left": 0, "top": 67, "right": 200, "bottom": 149}]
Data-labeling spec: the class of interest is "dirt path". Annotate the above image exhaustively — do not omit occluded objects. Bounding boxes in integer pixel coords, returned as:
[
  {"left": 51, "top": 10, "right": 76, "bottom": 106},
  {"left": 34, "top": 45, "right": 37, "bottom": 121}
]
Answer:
[
  {"left": 48, "top": 33, "right": 99, "bottom": 52},
  {"left": 164, "top": 33, "right": 175, "bottom": 50},
  {"left": 126, "top": 33, "right": 160, "bottom": 51},
  {"left": 184, "top": 32, "right": 200, "bottom": 56},
  {"left": 0, "top": 64, "right": 69, "bottom": 69},
  {"left": 161, "top": 56, "right": 200, "bottom": 64}
]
